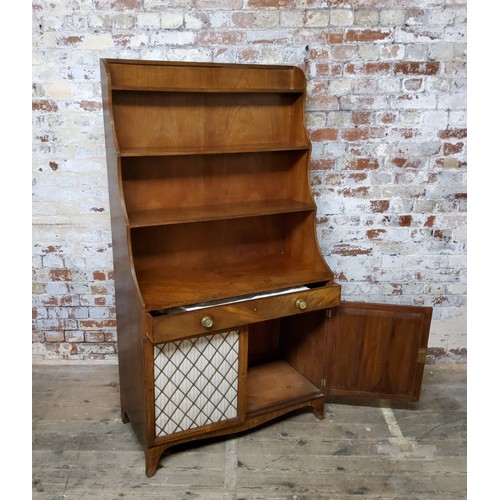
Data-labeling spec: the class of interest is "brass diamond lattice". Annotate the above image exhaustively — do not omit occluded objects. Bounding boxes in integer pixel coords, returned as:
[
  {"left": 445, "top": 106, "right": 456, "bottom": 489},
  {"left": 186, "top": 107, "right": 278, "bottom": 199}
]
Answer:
[{"left": 154, "top": 330, "right": 239, "bottom": 438}]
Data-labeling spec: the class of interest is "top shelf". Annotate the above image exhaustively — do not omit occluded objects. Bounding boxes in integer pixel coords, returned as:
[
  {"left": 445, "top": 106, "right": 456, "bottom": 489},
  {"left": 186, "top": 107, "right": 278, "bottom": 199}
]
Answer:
[
  {"left": 103, "top": 59, "right": 306, "bottom": 94},
  {"left": 111, "top": 86, "right": 303, "bottom": 94}
]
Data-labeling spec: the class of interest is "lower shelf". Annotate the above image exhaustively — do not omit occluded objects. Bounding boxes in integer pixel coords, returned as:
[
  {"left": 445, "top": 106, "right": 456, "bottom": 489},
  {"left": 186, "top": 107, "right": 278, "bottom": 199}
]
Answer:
[
  {"left": 136, "top": 256, "right": 333, "bottom": 311},
  {"left": 246, "top": 360, "right": 323, "bottom": 417}
]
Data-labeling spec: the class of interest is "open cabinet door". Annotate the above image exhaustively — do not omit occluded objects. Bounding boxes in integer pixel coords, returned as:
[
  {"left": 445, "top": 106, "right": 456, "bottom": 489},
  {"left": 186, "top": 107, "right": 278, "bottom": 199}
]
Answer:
[{"left": 326, "top": 301, "right": 432, "bottom": 403}]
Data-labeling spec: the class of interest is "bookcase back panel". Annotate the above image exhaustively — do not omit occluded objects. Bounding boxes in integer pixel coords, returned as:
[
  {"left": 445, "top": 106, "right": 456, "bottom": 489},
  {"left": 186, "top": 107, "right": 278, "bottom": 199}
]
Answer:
[
  {"left": 121, "top": 151, "right": 311, "bottom": 213},
  {"left": 131, "top": 214, "right": 293, "bottom": 265}
]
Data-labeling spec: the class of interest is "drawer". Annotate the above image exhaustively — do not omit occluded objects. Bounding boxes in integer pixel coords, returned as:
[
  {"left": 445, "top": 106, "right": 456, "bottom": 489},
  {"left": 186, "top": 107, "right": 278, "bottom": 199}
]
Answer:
[{"left": 149, "top": 283, "right": 341, "bottom": 343}]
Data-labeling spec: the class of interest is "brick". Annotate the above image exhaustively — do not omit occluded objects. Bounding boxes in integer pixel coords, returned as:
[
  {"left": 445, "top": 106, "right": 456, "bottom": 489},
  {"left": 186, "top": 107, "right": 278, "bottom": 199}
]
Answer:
[
  {"left": 325, "top": 33, "right": 343, "bottom": 44},
  {"left": 395, "top": 26, "right": 443, "bottom": 43},
  {"left": 394, "top": 61, "right": 440, "bottom": 75},
  {"left": 65, "top": 331, "right": 85, "bottom": 342},
  {"left": 392, "top": 157, "right": 424, "bottom": 169},
  {"left": 345, "top": 62, "right": 390, "bottom": 75},
  {"left": 308, "top": 96, "right": 340, "bottom": 111},
  {"left": 310, "top": 128, "right": 339, "bottom": 141},
  {"left": 32, "top": 100, "right": 59, "bottom": 112},
  {"left": 345, "top": 158, "right": 379, "bottom": 170},
  {"left": 367, "top": 229, "right": 386, "bottom": 239},
  {"left": 352, "top": 112, "right": 372, "bottom": 125},
  {"left": 349, "top": 172, "right": 367, "bottom": 181},
  {"left": 439, "top": 128, "right": 467, "bottom": 139},
  {"left": 371, "top": 200, "right": 390, "bottom": 213},
  {"left": 232, "top": 12, "right": 255, "bottom": 27},
  {"left": 379, "top": 112, "right": 397, "bottom": 124},
  {"left": 305, "top": 11, "right": 329, "bottom": 27},
  {"left": 403, "top": 78, "right": 423, "bottom": 91},
  {"left": 398, "top": 215, "right": 412, "bottom": 227},
  {"left": 341, "top": 127, "right": 385, "bottom": 141},
  {"left": 329, "top": 9, "right": 354, "bottom": 26},
  {"left": 92, "top": 271, "right": 107, "bottom": 281},
  {"left": 45, "top": 331, "right": 65, "bottom": 342},
  {"left": 345, "top": 28, "right": 392, "bottom": 42},
  {"left": 94, "top": 0, "right": 142, "bottom": 10},
  {"left": 152, "top": 31, "right": 196, "bottom": 45},
  {"left": 79, "top": 319, "right": 117, "bottom": 329},
  {"left": 443, "top": 142, "right": 464, "bottom": 155},
  {"left": 310, "top": 159, "right": 335, "bottom": 171},
  {"left": 246, "top": 29, "right": 289, "bottom": 43},
  {"left": 49, "top": 269, "right": 72, "bottom": 282},
  {"left": 339, "top": 186, "right": 369, "bottom": 197},
  {"left": 85, "top": 332, "right": 106, "bottom": 342},
  {"left": 160, "top": 12, "right": 184, "bottom": 28},
  {"left": 247, "top": 0, "right": 294, "bottom": 7},
  {"left": 333, "top": 245, "right": 372, "bottom": 256},
  {"left": 354, "top": 9, "right": 379, "bottom": 26}
]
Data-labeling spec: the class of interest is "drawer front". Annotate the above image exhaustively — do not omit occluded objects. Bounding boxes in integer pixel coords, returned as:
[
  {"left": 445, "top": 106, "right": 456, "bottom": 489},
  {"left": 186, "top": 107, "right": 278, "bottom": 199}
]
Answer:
[{"left": 150, "top": 284, "right": 341, "bottom": 343}]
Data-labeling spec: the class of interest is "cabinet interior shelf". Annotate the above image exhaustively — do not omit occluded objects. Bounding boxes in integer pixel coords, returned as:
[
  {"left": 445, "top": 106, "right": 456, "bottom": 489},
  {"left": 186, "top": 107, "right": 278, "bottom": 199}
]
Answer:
[
  {"left": 246, "top": 360, "right": 322, "bottom": 417},
  {"left": 128, "top": 199, "right": 316, "bottom": 228}
]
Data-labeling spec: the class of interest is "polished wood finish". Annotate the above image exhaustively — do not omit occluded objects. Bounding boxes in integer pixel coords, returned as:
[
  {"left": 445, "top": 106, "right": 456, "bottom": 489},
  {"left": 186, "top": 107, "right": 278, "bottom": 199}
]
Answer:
[
  {"left": 101, "top": 59, "right": 339, "bottom": 477},
  {"left": 327, "top": 301, "right": 432, "bottom": 402}
]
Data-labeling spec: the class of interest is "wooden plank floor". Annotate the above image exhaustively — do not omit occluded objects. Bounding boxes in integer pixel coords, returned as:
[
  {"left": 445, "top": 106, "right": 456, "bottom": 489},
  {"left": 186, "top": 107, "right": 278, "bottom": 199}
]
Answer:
[{"left": 32, "top": 363, "right": 466, "bottom": 499}]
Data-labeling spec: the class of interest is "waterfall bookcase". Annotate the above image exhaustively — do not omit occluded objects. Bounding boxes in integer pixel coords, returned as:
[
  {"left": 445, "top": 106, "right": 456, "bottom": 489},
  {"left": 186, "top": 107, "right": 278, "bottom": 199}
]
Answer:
[{"left": 101, "top": 59, "right": 432, "bottom": 477}]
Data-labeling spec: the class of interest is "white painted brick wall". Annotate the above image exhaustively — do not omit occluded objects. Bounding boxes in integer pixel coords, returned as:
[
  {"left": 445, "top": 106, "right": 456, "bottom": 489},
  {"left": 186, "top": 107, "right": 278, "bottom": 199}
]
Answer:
[{"left": 32, "top": 0, "right": 467, "bottom": 362}]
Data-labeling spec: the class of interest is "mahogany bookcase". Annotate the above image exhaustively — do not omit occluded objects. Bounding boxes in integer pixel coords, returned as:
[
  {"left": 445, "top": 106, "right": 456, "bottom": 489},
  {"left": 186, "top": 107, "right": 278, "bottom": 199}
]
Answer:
[{"left": 100, "top": 59, "right": 431, "bottom": 477}]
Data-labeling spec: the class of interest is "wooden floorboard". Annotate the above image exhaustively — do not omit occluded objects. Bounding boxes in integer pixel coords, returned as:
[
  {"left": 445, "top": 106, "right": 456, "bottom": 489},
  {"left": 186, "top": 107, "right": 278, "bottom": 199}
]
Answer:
[{"left": 32, "top": 363, "right": 466, "bottom": 499}]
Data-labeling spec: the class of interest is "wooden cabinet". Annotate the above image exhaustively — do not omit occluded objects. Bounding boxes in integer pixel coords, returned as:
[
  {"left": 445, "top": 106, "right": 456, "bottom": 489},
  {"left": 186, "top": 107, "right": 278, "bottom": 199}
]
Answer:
[{"left": 100, "top": 59, "right": 431, "bottom": 477}]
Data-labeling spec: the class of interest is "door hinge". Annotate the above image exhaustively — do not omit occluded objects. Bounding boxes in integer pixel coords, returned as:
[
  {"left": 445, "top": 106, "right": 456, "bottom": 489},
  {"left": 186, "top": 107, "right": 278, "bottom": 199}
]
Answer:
[
  {"left": 417, "top": 347, "right": 427, "bottom": 364},
  {"left": 326, "top": 309, "right": 332, "bottom": 319}
]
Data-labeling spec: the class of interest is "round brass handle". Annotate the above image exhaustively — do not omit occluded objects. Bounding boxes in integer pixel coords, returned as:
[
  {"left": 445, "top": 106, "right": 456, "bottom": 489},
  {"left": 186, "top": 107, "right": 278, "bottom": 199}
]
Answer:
[
  {"left": 296, "top": 298, "right": 307, "bottom": 310},
  {"left": 201, "top": 316, "right": 214, "bottom": 329}
]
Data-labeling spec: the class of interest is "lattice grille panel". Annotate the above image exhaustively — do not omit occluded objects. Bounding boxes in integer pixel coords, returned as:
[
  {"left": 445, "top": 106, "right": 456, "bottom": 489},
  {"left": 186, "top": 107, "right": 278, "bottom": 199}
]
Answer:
[{"left": 154, "top": 330, "right": 239, "bottom": 438}]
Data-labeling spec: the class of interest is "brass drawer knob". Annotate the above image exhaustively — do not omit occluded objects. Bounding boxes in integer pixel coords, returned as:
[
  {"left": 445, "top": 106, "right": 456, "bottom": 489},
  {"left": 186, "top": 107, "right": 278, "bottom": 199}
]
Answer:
[
  {"left": 296, "top": 298, "right": 307, "bottom": 310},
  {"left": 201, "top": 316, "right": 214, "bottom": 329}
]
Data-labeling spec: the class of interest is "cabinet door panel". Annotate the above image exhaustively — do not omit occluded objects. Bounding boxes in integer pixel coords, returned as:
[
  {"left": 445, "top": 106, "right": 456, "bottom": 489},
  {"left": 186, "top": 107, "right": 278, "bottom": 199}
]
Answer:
[
  {"left": 152, "top": 329, "right": 246, "bottom": 445},
  {"left": 327, "top": 302, "right": 432, "bottom": 402}
]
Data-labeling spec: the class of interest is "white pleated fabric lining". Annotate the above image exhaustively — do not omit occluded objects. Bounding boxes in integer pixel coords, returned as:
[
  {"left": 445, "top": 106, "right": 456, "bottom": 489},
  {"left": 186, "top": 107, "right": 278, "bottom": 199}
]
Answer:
[{"left": 154, "top": 330, "right": 239, "bottom": 438}]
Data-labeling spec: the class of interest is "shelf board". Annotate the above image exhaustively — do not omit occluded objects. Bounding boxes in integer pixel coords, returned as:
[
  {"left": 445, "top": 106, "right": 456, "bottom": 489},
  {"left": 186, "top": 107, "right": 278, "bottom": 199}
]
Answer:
[
  {"left": 112, "top": 86, "right": 303, "bottom": 94},
  {"left": 128, "top": 199, "right": 316, "bottom": 228},
  {"left": 135, "top": 256, "right": 332, "bottom": 311},
  {"left": 246, "top": 360, "right": 322, "bottom": 417},
  {"left": 119, "top": 143, "right": 310, "bottom": 157}
]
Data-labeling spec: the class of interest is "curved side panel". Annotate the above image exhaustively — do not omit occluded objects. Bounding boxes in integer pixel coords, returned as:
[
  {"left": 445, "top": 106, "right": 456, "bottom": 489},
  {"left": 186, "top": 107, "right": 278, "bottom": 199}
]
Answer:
[
  {"left": 292, "top": 66, "right": 334, "bottom": 284},
  {"left": 101, "top": 59, "right": 148, "bottom": 446}
]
